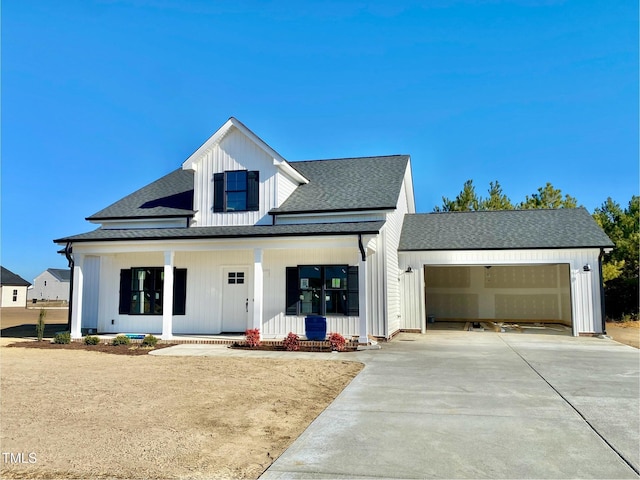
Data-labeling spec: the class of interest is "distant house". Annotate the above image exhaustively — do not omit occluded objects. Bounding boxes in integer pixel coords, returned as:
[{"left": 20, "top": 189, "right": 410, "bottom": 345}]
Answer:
[
  {"left": 54, "top": 117, "right": 614, "bottom": 340},
  {"left": 1, "top": 267, "right": 31, "bottom": 307},
  {"left": 28, "top": 268, "right": 71, "bottom": 302}
]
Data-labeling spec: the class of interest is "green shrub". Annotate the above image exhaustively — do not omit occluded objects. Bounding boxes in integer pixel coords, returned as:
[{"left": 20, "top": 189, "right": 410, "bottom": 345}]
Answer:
[
  {"left": 112, "top": 335, "right": 131, "bottom": 346},
  {"left": 84, "top": 335, "right": 100, "bottom": 345},
  {"left": 53, "top": 332, "right": 71, "bottom": 344},
  {"left": 141, "top": 334, "right": 158, "bottom": 347},
  {"left": 36, "top": 308, "right": 46, "bottom": 341}
]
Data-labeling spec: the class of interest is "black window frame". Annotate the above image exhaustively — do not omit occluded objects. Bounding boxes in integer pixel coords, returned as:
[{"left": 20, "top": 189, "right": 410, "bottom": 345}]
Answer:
[
  {"left": 119, "top": 267, "right": 187, "bottom": 316},
  {"left": 286, "top": 265, "right": 359, "bottom": 316},
  {"left": 213, "top": 170, "right": 259, "bottom": 213}
]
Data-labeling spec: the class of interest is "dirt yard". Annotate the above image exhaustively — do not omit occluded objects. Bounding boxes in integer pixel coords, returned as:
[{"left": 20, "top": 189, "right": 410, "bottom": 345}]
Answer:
[
  {"left": 606, "top": 320, "right": 640, "bottom": 349},
  {"left": 0, "top": 309, "right": 363, "bottom": 479},
  {"left": 1, "top": 308, "right": 637, "bottom": 479}
]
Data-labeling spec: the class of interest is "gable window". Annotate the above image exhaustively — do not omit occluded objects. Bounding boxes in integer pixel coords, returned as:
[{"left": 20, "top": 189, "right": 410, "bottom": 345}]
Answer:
[
  {"left": 285, "top": 265, "right": 359, "bottom": 316},
  {"left": 213, "top": 170, "right": 259, "bottom": 213},
  {"left": 118, "top": 268, "right": 187, "bottom": 315}
]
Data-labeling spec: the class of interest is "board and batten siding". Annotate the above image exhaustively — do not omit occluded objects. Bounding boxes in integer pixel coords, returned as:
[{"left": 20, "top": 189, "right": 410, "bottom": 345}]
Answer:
[
  {"left": 261, "top": 247, "right": 363, "bottom": 338},
  {"left": 398, "top": 248, "right": 605, "bottom": 335},
  {"left": 275, "top": 212, "right": 386, "bottom": 225},
  {"left": 87, "top": 242, "right": 368, "bottom": 337},
  {"left": 189, "top": 127, "right": 298, "bottom": 227},
  {"left": 380, "top": 172, "right": 414, "bottom": 337},
  {"left": 96, "top": 250, "right": 255, "bottom": 334},
  {"left": 81, "top": 256, "right": 100, "bottom": 331},
  {"left": 277, "top": 171, "right": 300, "bottom": 207}
]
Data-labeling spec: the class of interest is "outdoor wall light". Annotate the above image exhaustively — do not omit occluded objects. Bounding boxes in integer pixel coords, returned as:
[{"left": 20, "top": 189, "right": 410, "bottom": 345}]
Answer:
[
  {"left": 583, "top": 264, "right": 591, "bottom": 272},
  {"left": 405, "top": 266, "right": 413, "bottom": 273}
]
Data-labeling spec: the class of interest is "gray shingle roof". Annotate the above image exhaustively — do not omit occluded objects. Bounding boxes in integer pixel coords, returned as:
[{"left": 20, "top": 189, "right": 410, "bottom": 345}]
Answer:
[
  {"left": 87, "top": 169, "right": 195, "bottom": 220},
  {"left": 86, "top": 155, "right": 408, "bottom": 222},
  {"left": 1, "top": 266, "right": 31, "bottom": 286},
  {"left": 399, "top": 208, "right": 614, "bottom": 251},
  {"left": 54, "top": 221, "right": 385, "bottom": 243},
  {"left": 272, "top": 155, "right": 410, "bottom": 214},
  {"left": 47, "top": 268, "right": 71, "bottom": 282}
]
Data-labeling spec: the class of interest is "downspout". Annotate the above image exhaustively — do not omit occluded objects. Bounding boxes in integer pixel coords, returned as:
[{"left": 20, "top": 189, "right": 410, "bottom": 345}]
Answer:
[
  {"left": 64, "top": 242, "right": 74, "bottom": 332},
  {"left": 599, "top": 248, "right": 607, "bottom": 335},
  {"left": 358, "top": 234, "right": 366, "bottom": 262}
]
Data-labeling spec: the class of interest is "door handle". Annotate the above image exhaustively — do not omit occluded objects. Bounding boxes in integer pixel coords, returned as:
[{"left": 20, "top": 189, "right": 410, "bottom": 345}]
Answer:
[{"left": 246, "top": 298, "right": 248, "bottom": 312}]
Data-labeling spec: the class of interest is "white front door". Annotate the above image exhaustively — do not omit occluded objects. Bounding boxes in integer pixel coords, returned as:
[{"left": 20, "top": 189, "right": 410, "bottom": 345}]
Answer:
[{"left": 222, "top": 267, "right": 249, "bottom": 332}]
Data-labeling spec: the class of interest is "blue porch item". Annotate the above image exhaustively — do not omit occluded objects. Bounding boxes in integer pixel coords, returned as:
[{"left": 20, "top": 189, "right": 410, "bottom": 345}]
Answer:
[
  {"left": 124, "top": 333, "right": 146, "bottom": 340},
  {"left": 304, "top": 316, "right": 327, "bottom": 341}
]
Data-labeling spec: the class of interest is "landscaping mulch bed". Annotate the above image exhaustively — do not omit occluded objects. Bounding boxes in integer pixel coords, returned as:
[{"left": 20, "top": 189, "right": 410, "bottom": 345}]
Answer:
[
  {"left": 230, "top": 342, "right": 359, "bottom": 353},
  {"left": 6, "top": 341, "right": 177, "bottom": 355}
]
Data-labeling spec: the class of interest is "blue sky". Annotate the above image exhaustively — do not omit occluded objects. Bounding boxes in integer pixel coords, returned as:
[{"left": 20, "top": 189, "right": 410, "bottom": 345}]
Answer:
[{"left": 2, "top": 0, "right": 638, "bottom": 283}]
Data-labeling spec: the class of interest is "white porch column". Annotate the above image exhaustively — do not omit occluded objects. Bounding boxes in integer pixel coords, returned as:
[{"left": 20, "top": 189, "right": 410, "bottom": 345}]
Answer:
[
  {"left": 70, "top": 254, "right": 84, "bottom": 339},
  {"left": 358, "top": 254, "right": 369, "bottom": 344},
  {"left": 253, "top": 248, "right": 264, "bottom": 338},
  {"left": 162, "top": 251, "right": 174, "bottom": 340}
]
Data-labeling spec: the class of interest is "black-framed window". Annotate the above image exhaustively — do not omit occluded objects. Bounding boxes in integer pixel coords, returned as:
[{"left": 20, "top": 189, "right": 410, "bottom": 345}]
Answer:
[
  {"left": 119, "top": 268, "right": 187, "bottom": 315},
  {"left": 227, "top": 271, "right": 245, "bottom": 284},
  {"left": 286, "top": 265, "right": 359, "bottom": 316},
  {"left": 213, "top": 170, "right": 259, "bottom": 213}
]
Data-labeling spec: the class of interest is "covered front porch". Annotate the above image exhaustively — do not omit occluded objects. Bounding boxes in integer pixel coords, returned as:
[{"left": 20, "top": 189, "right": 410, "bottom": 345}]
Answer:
[{"left": 68, "top": 233, "right": 378, "bottom": 343}]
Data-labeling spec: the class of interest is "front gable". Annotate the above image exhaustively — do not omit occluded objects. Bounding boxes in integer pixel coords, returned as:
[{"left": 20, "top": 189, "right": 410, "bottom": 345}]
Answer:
[{"left": 183, "top": 118, "right": 308, "bottom": 227}]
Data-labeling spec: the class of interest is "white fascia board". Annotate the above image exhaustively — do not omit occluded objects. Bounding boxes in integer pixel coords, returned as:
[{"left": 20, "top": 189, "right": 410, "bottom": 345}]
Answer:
[
  {"left": 273, "top": 158, "right": 309, "bottom": 184},
  {"left": 403, "top": 157, "right": 416, "bottom": 214},
  {"left": 181, "top": 118, "right": 306, "bottom": 183},
  {"left": 182, "top": 118, "right": 234, "bottom": 169}
]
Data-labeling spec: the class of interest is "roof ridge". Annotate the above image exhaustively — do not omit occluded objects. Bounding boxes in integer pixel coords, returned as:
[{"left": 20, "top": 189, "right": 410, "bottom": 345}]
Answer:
[
  {"left": 291, "top": 154, "right": 409, "bottom": 164},
  {"left": 419, "top": 207, "right": 586, "bottom": 216}
]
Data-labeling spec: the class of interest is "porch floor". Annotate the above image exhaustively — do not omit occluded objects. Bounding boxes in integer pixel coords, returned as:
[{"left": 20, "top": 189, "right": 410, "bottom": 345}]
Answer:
[{"left": 88, "top": 333, "right": 247, "bottom": 344}]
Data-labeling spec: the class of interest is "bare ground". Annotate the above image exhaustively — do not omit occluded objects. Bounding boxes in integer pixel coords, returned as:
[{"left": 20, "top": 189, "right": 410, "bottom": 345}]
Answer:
[
  {"left": 0, "top": 309, "right": 363, "bottom": 479},
  {"left": 1, "top": 309, "right": 636, "bottom": 479},
  {"left": 606, "top": 320, "right": 640, "bottom": 349}
]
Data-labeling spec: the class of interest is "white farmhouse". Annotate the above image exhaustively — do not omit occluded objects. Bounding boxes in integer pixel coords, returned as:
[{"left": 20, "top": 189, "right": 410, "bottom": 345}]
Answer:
[
  {"left": 55, "top": 118, "right": 613, "bottom": 340},
  {"left": 28, "top": 268, "right": 71, "bottom": 302},
  {"left": 1, "top": 266, "right": 31, "bottom": 308}
]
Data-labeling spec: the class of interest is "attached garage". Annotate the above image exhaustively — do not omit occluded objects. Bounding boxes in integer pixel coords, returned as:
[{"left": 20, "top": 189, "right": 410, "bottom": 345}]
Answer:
[
  {"left": 397, "top": 209, "right": 614, "bottom": 336},
  {"left": 424, "top": 264, "right": 572, "bottom": 327}
]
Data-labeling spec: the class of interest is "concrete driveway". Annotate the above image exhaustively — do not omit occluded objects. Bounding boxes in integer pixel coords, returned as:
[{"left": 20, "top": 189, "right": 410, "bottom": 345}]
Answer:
[{"left": 261, "top": 331, "right": 640, "bottom": 479}]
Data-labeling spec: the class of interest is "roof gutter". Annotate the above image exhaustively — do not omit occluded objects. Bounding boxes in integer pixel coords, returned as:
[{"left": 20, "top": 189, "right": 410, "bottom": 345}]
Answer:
[{"left": 599, "top": 248, "right": 607, "bottom": 335}]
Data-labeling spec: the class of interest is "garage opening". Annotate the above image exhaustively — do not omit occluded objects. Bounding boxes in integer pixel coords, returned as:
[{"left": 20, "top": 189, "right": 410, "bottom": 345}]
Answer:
[{"left": 424, "top": 264, "right": 572, "bottom": 333}]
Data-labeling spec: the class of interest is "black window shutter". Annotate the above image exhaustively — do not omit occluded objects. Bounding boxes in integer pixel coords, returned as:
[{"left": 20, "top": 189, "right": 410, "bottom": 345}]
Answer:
[
  {"left": 285, "top": 267, "right": 299, "bottom": 315},
  {"left": 118, "top": 269, "right": 132, "bottom": 314},
  {"left": 247, "top": 170, "right": 259, "bottom": 211},
  {"left": 348, "top": 266, "right": 359, "bottom": 316},
  {"left": 172, "top": 268, "right": 187, "bottom": 315},
  {"left": 213, "top": 173, "right": 224, "bottom": 212}
]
